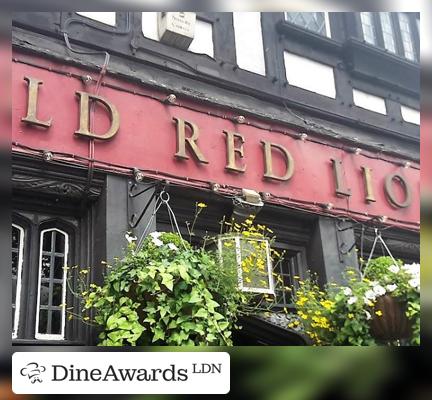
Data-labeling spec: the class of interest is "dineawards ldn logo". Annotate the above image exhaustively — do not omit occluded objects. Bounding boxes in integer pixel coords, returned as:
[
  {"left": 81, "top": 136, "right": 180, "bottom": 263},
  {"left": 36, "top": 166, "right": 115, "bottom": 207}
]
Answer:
[
  {"left": 12, "top": 352, "right": 230, "bottom": 394},
  {"left": 20, "top": 362, "right": 47, "bottom": 384}
]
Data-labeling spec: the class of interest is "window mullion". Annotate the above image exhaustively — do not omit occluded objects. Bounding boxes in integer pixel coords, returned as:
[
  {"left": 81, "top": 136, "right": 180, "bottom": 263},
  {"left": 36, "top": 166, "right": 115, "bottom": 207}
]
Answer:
[
  {"left": 373, "top": 13, "right": 386, "bottom": 49},
  {"left": 392, "top": 13, "right": 406, "bottom": 58}
]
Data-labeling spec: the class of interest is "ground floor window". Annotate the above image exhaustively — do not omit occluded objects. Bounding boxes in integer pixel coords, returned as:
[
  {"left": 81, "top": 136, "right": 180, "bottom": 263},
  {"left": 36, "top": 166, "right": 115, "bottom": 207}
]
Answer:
[
  {"left": 12, "top": 213, "right": 76, "bottom": 342},
  {"left": 35, "top": 228, "right": 69, "bottom": 340}
]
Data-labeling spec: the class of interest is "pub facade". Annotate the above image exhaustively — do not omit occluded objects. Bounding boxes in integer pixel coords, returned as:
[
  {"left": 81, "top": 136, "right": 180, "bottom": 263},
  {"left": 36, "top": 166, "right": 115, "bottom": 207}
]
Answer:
[{"left": 12, "top": 12, "right": 420, "bottom": 345}]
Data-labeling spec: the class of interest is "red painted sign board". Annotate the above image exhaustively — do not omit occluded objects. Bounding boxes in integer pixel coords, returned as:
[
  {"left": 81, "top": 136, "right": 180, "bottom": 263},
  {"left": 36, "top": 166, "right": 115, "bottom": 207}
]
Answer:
[{"left": 12, "top": 53, "right": 420, "bottom": 229}]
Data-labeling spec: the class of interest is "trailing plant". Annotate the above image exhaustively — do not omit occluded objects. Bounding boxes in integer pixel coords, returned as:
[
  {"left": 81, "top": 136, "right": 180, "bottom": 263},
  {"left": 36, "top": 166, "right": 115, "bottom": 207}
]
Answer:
[
  {"left": 74, "top": 231, "right": 253, "bottom": 346},
  {"left": 292, "top": 257, "right": 420, "bottom": 346},
  {"left": 68, "top": 204, "right": 290, "bottom": 346}
]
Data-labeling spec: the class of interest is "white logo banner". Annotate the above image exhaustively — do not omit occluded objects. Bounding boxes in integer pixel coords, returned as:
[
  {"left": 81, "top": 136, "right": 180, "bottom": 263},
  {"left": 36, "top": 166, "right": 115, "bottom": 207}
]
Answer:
[{"left": 13, "top": 351, "right": 230, "bottom": 394}]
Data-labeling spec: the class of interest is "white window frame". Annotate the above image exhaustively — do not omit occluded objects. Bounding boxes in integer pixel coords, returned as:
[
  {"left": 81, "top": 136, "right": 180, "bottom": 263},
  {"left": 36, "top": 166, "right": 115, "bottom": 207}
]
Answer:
[
  {"left": 284, "top": 12, "right": 332, "bottom": 38},
  {"left": 35, "top": 228, "right": 69, "bottom": 341},
  {"left": 217, "top": 235, "right": 275, "bottom": 295},
  {"left": 12, "top": 224, "right": 24, "bottom": 339}
]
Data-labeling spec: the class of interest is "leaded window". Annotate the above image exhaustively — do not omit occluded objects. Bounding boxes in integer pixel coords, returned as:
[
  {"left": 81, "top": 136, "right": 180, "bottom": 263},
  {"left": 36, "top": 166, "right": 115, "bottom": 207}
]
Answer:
[
  {"left": 12, "top": 224, "right": 24, "bottom": 338},
  {"left": 360, "top": 12, "right": 376, "bottom": 45},
  {"left": 380, "top": 12, "right": 396, "bottom": 54},
  {"left": 285, "top": 12, "right": 331, "bottom": 37},
  {"left": 272, "top": 247, "right": 307, "bottom": 307},
  {"left": 35, "top": 228, "right": 69, "bottom": 340},
  {"left": 398, "top": 13, "right": 416, "bottom": 61}
]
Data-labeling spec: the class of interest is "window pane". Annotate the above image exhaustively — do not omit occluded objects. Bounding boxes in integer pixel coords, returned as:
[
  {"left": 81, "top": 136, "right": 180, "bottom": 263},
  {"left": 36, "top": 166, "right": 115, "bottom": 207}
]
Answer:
[
  {"left": 41, "top": 255, "right": 51, "bottom": 278},
  {"left": 55, "top": 232, "right": 65, "bottom": 253},
  {"left": 52, "top": 284, "right": 63, "bottom": 306},
  {"left": 380, "top": 13, "right": 396, "bottom": 53},
  {"left": 39, "top": 283, "right": 50, "bottom": 305},
  {"left": 360, "top": 12, "right": 376, "bottom": 45},
  {"left": 38, "top": 309, "right": 48, "bottom": 334},
  {"left": 399, "top": 13, "right": 416, "bottom": 61},
  {"left": 285, "top": 12, "right": 328, "bottom": 36},
  {"left": 43, "top": 231, "right": 52, "bottom": 251},
  {"left": 37, "top": 229, "right": 68, "bottom": 338},
  {"left": 51, "top": 311, "right": 62, "bottom": 335},
  {"left": 54, "top": 257, "right": 65, "bottom": 279}
]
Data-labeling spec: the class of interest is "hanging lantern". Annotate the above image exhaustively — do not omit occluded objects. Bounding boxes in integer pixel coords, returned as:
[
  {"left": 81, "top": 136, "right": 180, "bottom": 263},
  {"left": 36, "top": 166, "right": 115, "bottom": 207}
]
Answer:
[{"left": 215, "top": 234, "right": 275, "bottom": 295}]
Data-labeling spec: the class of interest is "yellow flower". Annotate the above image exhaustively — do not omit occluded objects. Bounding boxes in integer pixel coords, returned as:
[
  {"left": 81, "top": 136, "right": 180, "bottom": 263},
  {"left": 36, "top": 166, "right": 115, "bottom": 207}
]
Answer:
[
  {"left": 79, "top": 269, "right": 89, "bottom": 275},
  {"left": 375, "top": 310, "right": 383, "bottom": 317},
  {"left": 348, "top": 313, "right": 354, "bottom": 319},
  {"left": 245, "top": 277, "right": 252, "bottom": 283},
  {"left": 320, "top": 300, "right": 334, "bottom": 311},
  {"left": 197, "top": 202, "right": 207, "bottom": 209}
]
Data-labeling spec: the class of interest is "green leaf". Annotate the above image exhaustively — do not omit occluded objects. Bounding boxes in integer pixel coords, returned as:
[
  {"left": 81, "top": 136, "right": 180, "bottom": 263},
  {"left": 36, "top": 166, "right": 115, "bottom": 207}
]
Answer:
[
  {"left": 178, "top": 264, "right": 190, "bottom": 281},
  {"left": 161, "top": 273, "right": 174, "bottom": 291},
  {"left": 194, "top": 308, "right": 208, "bottom": 318},
  {"left": 189, "top": 289, "right": 201, "bottom": 304},
  {"left": 152, "top": 327, "right": 165, "bottom": 343}
]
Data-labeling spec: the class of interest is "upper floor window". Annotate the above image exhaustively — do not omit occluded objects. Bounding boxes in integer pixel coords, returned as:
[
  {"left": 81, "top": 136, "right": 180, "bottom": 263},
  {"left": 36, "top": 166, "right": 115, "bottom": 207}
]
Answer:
[
  {"left": 398, "top": 13, "right": 416, "bottom": 61},
  {"left": 285, "top": 12, "right": 331, "bottom": 37},
  {"left": 360, "top": 12, "right": 377, "bottom": 45},
  {"left": 360, "top": 12, "right": 418, "bottom": 62},
  {"left": 380, "top": 12, "right": 396, "bottom": 54}
]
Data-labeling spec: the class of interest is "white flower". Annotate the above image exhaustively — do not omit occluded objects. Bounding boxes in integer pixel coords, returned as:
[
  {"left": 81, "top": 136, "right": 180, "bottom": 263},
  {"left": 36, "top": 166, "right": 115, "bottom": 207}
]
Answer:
[
  {"left": 347, "top": 296, "right": 357, "bottom": 305},
  {"left": 152, "top": 237, "right": 164, "bottom": 247},
  {"left": 167, "top": 243, "right": 178, "bottom": 251},
  {"left": 125, "top": 232, "right": 137, "bottom": 244},
  {"left": 386, "top": 284, "right": 397, "bottom": 292},
  {"left": 343, "top": 287, "right": 352, "bottom": 296},
  {"left": 408, "top": 277, "right": 420, "bottom": 289},
  {"left": 389, "top": 265, "right": 400, "bottom": 274},
  {"left": 150, "top": 231, "right": 162, "bottom": 239},
  {"left": 364, "top": 311, "right": 372, "bottom": 320},
  {"left": 364, "top": 290, "right": 376, "bottom": 301},
  {"left": 403, "top": 263, "right": 420, "bottom": 278},
  {"left": 373, "top": 285, "right": 386, "bottom": 297}
]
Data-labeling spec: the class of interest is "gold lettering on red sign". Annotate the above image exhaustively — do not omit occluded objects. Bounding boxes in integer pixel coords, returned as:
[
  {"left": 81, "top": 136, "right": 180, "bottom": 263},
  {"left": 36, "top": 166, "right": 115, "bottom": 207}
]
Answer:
[
  {"left": 173, "top": 117, "right": 209, "bottom": 164},
  {"left": 361, "top": 166, "right": 376, "bottom": 203},
  {"left": 223, "top": 130, "right": 246, "bottom": 173},
  {"left": 384, "top": 172, "right": 412, "bottom": 208},
  {"left": 75, "top": 91, "right": 120, "bottom": 140},
  {"left": 261, "top": 141, "right": 294, "bottom": 181},
  {"left": 21, "top": 77, "right": 52, "bottom": 128},
  {"left": 331, "top": 158, "right": 351, "bottom": 197}
]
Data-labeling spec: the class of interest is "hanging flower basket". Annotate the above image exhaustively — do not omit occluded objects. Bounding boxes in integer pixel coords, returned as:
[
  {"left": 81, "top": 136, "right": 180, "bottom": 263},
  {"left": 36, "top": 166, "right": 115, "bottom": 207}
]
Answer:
[
  {"left": 369, "top": 295, "right": 412, "bottom": 342},
  {"left": 215, "top": 233, "right": 275, "bottom": 295}
]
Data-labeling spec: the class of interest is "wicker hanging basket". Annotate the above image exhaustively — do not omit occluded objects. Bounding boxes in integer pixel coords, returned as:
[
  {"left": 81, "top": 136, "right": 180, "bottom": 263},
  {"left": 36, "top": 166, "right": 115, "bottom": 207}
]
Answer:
[{"left": 369, "top": 295, "right": 412, "bottom": 342}]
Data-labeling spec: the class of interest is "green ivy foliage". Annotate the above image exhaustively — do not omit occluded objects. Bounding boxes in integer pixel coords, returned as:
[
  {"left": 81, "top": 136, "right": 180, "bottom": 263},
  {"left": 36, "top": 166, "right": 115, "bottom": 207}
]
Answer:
[{"left": 82, "top": 232, "right": 248, "bottom": 346}]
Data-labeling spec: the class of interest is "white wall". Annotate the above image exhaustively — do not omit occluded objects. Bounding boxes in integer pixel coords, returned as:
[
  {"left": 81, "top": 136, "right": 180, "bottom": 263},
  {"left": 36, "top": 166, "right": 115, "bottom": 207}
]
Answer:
[
  {"left": 76, "top": 12, "right": 116, "bottom": 26},
  {"left": 352, "top": 89, "right": 387, "bottom": 115},
  {"left": 401, "top": 105, "right": 420, "bottom": 125},
  {"left": 284, "top": 52, "right": 336, "bottom": 98},
  {"left": 188, "top": 19, "right": 214, "bottom": 57},
  {"left": 142, "top": 12, "right": 159, "bottom": 41},
  {"left": 233, "top": 12, "right": 266, "bottom": 75}
]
